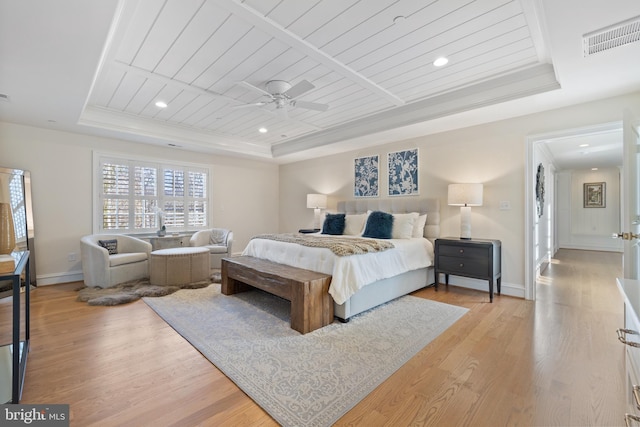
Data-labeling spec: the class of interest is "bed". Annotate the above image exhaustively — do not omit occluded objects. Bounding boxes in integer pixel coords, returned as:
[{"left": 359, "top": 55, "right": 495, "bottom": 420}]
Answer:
[{"left": 241, "top": 198, "right": 440, "bottom": 321}]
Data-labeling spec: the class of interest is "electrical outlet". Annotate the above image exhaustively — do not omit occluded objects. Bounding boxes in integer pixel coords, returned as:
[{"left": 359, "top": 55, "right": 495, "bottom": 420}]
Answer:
[
  {"left": 68, "top": 252, "right": 77, "bottom": 262},
  {"left": 499, "top": 201, "right": 511, "bottom": 210}
]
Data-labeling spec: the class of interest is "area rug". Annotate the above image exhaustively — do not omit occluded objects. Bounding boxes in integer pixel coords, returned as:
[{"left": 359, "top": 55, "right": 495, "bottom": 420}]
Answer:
[
  {"left": 143, "top": 284, "right": 468, "bottom": 427},
  {"left": 76, "top": 272, "right": 221, "bottom": 306}
]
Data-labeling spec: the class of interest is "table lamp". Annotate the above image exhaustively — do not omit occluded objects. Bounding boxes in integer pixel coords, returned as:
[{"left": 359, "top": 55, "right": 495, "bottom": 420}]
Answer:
[
  {"left": 306, "top": 194, "right": 327, "bottom": 230},
  {"left": 448, "top": 183, "right": 483, "bottom": 239}
]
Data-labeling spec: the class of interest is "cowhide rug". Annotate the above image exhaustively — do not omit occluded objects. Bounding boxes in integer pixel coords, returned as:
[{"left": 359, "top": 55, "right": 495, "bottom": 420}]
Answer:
[{"left": 76, "top": 271, "right": 222, "bottom": 306}]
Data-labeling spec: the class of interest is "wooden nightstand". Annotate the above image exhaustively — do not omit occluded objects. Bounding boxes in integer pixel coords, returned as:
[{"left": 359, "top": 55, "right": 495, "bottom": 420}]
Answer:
[{"left": 434, "top": 237, "right": 502, "bottom": 302}]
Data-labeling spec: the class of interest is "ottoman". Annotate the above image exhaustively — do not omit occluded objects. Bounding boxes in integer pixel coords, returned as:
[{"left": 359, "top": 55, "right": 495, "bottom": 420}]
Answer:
[{"left": 150, "top": 247, "right": 209, "bottom": 286}]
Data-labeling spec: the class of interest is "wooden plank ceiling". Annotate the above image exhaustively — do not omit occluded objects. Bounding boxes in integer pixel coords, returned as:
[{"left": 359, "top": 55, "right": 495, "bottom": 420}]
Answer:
[{"left": 82, "top": 0, "right": 554, "bottom": 158}]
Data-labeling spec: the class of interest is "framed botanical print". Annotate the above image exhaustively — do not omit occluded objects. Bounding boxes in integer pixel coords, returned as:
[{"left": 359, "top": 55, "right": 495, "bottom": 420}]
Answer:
[
  {"left": 536, "top": 163, "right": 545, "bottom": 217},
  {"left": 388, "top": 148, "right": 418, "bottom": 196},
  {"left": 354, "top": 155, "right": 379, "bottom": 197},
  {"left": 583, "top": 182, "right": 605, "bottom": 208}
]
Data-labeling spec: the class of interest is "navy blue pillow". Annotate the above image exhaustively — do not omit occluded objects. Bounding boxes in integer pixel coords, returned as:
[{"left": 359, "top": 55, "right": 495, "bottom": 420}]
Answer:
[
  {"left": 362, "top": 211, "right": 394, "bottom": 239},
  {"left": 322, "top": 213, "right": 346, "bottom": 235}
]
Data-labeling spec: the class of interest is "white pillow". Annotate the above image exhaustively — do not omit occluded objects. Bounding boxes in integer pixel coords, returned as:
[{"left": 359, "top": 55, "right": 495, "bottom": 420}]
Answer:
[
  {"left": 412, "top": 214, "right": 428, "bottom": 238},
  {"left": 392, "top": 212, "right": 419, "bottom": 239},
  {"left": 344, "top": 213, "right": 368, "bottom": 235}
]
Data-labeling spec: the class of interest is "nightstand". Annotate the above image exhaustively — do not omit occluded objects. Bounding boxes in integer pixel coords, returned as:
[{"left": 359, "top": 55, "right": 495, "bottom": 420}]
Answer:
[{"left": 434, "top": 237, "right": 502, "bottom": 302}]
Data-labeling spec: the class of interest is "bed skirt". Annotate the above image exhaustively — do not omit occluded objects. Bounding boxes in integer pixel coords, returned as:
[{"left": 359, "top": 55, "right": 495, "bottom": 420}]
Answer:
[{"left": 334, "top": 266, "right": 434, "bottom": 321}]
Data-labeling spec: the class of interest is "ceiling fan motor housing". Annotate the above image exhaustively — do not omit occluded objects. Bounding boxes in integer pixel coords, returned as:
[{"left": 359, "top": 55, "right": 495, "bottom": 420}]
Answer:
[{"left": 266, "top": 80, "right": 292, "bottom": 97}]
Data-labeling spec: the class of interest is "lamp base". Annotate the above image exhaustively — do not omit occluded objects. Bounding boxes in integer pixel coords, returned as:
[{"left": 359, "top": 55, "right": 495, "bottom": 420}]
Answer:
[
  {"left": 459, "top": 206, "right": 472, "bottom": 239},
  {"left": 313, "top": 208, "right": 323, "bottom": 230}
]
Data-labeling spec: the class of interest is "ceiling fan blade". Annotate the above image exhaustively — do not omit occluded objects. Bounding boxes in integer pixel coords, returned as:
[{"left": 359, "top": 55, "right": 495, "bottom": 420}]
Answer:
[
  {"left": 284, "top": 80, "right": 314, "bottom": 99},
  {"left": 236, "top": 81, "right": 272, "bottom": 96},
  {"left": 230, "top": 101, "right": 268, "bottom": 110},
  {"left": 292, "top": 100, "right": 329, "bottom": 112}
]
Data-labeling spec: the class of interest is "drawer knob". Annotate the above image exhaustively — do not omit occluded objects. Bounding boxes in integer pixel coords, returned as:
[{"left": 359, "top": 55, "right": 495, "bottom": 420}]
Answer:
[
  {"left": 459, "top": 263, "right": 464, "bottom": 268},
  {"left": 459, "top": 249, "right": 464, "bottom": 254},
  {"left": 617, "top": 328, "right": 640, "bottom": 348}
]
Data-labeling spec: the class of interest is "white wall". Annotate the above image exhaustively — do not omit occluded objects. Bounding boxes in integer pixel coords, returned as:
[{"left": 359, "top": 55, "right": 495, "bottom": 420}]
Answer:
[
  {"left": 557, "top": 168, "right": 622, "bottom": 251},
  {"left": 280, "top": 91, "right": 640, "bottom": 298},
  {"left": 0, "top": 122, "right": 279, "bottom": 285}
]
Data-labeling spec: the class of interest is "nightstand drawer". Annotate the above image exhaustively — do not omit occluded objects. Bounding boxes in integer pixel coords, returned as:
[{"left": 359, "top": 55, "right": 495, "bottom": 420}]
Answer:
[
  {"left": 438, "top": 245, "right": 487, "bottom": 259},
  {"left": 438, "top": 255, "right": 488, "bottom": 277}
]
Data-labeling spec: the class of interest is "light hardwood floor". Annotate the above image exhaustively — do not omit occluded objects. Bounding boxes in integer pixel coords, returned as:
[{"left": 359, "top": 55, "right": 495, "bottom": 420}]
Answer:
[{"left": 3, "top": 249, "right": 627, "bottom": 426}]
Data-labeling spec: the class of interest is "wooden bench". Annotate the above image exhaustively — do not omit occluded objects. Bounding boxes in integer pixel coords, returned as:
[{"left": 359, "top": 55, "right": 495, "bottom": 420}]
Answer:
[{"left": 221, "top": 256, "right": 333, "bottom": 334}]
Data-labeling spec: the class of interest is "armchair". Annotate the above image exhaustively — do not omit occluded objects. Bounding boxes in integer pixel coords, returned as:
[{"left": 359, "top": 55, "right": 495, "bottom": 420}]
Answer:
[
  {"left": 189, "top": 228, "right": 233, "bottom": 269},
  {"left": 80, "top": 234, "right": 152, "bottom": 288}
]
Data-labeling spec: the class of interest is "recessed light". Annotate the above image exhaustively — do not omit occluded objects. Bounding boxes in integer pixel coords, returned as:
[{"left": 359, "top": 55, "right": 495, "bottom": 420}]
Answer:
[
  {"left": 579, "top": 143, "right": 589, "bottom": 147},
  {"left": 259, "top": 127, "right": 268, "bottom": 133},
  {"left": 393, "top": 15, "right": 405, "bottom": 24},
  {"left": 433, "top": 57, "right": 449, "bottom": 67},
  {"left": 155, "top": 101, "right": 168, "bottom": 108},
  {"left": 592, "top": 167, "right": 598, "bottom": 171}
]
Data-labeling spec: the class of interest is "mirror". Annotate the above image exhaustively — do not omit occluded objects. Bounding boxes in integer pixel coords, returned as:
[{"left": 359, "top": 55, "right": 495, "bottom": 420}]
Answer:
[{"left": 0, "top": 167, "right": 36, "bottom": 294}]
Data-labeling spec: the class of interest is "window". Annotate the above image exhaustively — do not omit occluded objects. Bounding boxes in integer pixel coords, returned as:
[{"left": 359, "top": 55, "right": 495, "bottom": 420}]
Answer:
[
  {"left": 95, "top": 154, "right": 210, "bottom": 233},
  {"left": 9, "top": 174, "right": 26, "bottom": 243}
]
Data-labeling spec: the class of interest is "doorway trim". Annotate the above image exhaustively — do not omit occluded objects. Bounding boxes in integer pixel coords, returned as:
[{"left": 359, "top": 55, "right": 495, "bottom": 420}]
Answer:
[{"left": 525, "top": 121, "right": 622, "bottom": 301}]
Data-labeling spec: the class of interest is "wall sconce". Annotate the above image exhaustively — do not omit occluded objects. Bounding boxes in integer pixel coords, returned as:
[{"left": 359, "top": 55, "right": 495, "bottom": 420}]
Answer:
[
  {"left": 448, "top": 183, "right": 483, "bottom": 239},
  {"left": 306, "top": 193, "right": 327, "bottom": 230}
]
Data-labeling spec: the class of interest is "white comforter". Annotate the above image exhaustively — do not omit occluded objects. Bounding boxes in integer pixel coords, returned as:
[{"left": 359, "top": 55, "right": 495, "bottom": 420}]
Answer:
[{"left": 241, "top": 234, "right": 434, "bottom": 305}]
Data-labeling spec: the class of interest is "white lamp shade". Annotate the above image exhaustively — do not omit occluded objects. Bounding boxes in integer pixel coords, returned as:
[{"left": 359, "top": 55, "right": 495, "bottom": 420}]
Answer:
[
  {"left": 306, "top": 193, "right": 327, "bottom": 209},
  {"left": 448, "top": 183, "right": 483, "bottom": 206}
]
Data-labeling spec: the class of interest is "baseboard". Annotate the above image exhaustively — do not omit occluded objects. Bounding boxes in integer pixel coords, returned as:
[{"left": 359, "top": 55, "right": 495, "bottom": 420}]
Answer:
[
  {"left": 442, "top": 276, "right": 524, "bottom": 299},
  {"left": 36, "top": 270, "right": 83, "bottom": 286},
  {"left": 559, "top": 244, "right": 622, "bottom": 253}
]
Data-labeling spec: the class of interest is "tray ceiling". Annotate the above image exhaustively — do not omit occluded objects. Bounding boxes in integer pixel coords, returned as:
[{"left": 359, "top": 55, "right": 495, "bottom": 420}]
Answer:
[
  {"left": 80, "top": 0, "right": 558, "bottom": 159},
  {"left": 3, "top": 0, "right": 640, "bottom": 165}
]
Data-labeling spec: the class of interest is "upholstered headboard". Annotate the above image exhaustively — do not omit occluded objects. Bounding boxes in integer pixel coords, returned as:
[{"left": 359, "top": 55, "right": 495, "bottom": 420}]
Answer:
[{"left": 337, "top": 198, "right": 440, "bottom": 243}]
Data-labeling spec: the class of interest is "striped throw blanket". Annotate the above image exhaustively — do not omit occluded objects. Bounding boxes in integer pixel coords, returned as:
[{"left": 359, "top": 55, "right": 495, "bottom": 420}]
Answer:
[{"left": 251, "top": 233, "right": 394, "bottom": 256}]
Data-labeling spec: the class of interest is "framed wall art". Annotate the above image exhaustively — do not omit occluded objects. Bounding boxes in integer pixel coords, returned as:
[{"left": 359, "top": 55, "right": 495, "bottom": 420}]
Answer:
[
  {"left": 354, "top": 155, "right": 379, "bottom": 197},
  {"left": 583, "top": 182, "right": 605, "bottom": 208},
  {"left": 536, "top": 163, "right": 545, "bottom": 217},
  {"left": 388, "top": 148, "right": 418, "bottom": 196}
]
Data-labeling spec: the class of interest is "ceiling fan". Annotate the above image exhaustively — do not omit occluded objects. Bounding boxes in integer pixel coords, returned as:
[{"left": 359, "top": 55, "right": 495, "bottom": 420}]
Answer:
[{"left": 234, "top": 80, "right": 329, "bottom": 115}]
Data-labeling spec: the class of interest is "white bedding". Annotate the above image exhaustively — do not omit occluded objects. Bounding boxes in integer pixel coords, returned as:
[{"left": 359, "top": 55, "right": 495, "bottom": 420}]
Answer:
[{"left": 241, "top": 234, "right": 434, "bottom": 305}]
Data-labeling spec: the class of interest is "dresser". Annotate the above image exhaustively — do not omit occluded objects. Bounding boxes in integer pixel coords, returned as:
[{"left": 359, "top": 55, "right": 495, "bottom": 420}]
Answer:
[
  {"left": 434, "top": 237, "right": 501, "bottom": 302},
  {"left": 617, "top": 278, "right": 640, "bottom": 423}
]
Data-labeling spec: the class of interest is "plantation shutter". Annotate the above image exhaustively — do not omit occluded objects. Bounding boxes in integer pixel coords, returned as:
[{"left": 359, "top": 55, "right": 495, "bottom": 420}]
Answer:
[
  {"left": 188, "top": 170, "right": 207, "bottom": 227},
  {"left": 97, "top": 155, "right": 210, "bottom": 233}
]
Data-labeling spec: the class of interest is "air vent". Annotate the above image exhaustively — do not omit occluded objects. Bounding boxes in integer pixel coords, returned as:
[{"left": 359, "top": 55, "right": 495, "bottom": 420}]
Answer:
[{"left": 583, "top": 16, "right": 640, "bottom": 56}]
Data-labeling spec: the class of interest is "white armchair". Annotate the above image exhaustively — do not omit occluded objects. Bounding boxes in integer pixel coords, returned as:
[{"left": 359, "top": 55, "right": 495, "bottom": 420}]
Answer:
[
  {"left": 80, "top": 234, "right": 152, "bottom": 288},
  {"left": 189, "top": 228, "right": 233, "bottom": 269}
]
